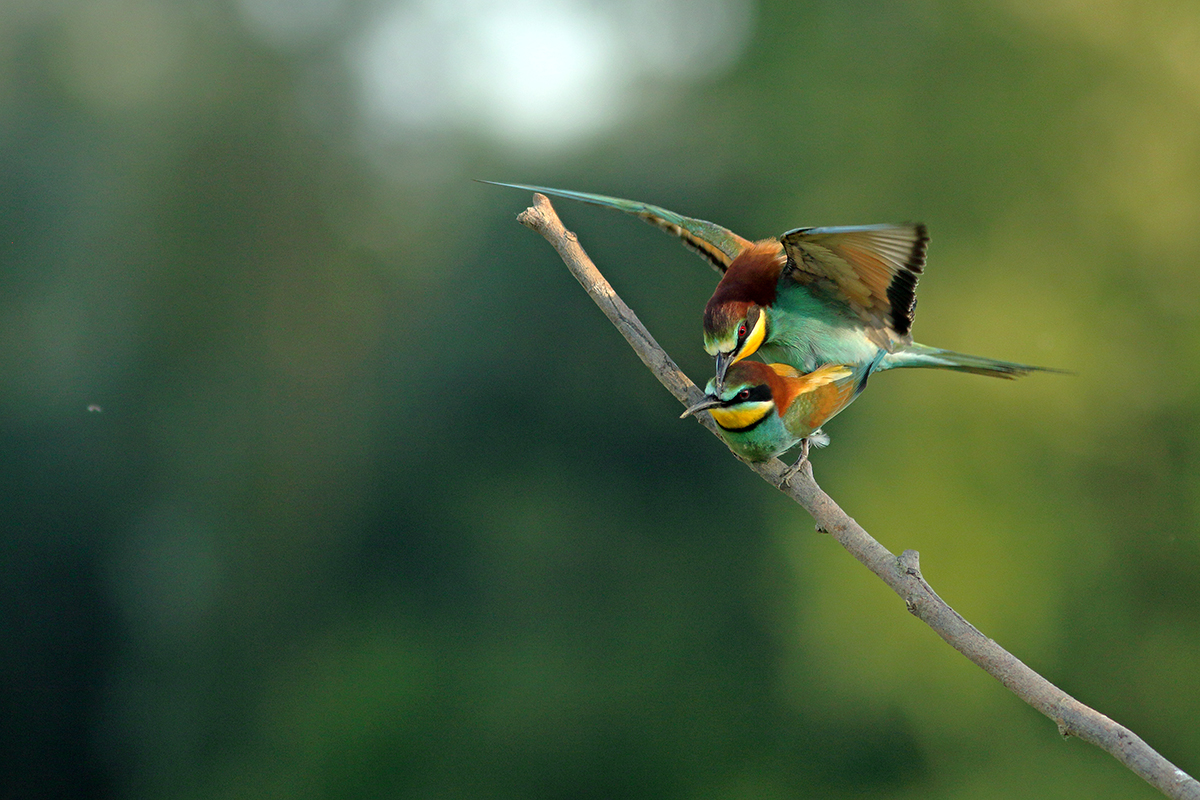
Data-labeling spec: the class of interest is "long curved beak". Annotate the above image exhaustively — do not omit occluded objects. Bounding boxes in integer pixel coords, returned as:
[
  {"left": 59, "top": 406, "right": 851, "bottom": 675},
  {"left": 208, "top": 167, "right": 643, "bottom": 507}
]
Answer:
[
  {"left": 714, "top": 350, "right": 734, "bottom": 386},
  {"left": 680, "top": 395, "right": 724, "bottom": 419}
]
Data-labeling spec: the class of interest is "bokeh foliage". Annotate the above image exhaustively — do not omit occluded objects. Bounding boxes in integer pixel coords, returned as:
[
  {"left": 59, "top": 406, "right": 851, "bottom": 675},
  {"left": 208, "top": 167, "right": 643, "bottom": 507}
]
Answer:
[{"left": 2, "top": 0, "right": 1198, "bottom": 798}]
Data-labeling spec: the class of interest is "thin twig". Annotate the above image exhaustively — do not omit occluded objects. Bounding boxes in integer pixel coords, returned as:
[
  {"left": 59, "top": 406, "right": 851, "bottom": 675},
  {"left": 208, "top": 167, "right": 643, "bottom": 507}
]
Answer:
[{"left": 515, "top": 192, "right": 1200, "bottom": 800}]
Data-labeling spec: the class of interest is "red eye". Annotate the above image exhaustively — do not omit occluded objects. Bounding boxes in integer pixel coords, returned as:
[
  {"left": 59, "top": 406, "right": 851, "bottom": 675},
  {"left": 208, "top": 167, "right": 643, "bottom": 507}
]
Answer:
[
  {"left": 737, "top": 322, "right": 747, "bottom": 338},
  {"left": 738, "top": 389, "right": 750, "bottom": 400}
]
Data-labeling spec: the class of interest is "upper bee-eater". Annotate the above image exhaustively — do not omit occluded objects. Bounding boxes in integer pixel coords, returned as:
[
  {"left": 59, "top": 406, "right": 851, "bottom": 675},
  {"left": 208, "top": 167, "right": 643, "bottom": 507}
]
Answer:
[
  {"left": 681, "top": 359, "right": 865, "bottom": 467},
  {"left": 485, "top": 181, "right": 1054, "bottom": 384}
]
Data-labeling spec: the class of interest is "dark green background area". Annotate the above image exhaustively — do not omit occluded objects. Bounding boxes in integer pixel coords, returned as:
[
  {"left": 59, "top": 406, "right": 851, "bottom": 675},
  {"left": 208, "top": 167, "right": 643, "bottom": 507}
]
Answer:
[{"left": 3, "top": 1, "right": 1198, "bottom": 798}]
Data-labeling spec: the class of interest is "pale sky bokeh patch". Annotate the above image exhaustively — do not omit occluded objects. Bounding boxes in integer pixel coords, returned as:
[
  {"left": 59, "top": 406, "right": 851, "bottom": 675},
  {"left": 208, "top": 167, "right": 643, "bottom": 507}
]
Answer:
[{"left": 348, "top": 0, "right": 754, "bottom": 148}]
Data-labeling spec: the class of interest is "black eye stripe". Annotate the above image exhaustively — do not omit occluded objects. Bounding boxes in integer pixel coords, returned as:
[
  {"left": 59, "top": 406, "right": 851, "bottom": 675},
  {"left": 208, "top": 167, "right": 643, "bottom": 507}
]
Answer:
[
  {"left": 722, "top": 384, "right": 771, "bottom": 406},
  {"left": 713, "top": 386, "right": 774, "bottom": 433}
]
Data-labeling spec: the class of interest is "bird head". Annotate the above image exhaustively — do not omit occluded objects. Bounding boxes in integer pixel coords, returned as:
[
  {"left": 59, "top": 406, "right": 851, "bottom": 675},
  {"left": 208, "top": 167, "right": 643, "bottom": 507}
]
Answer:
[
  {"left": 703, "top": 303, "right": 769, "bottom": 385},
  {"left": 680, "top": 361, "right": 777, "bottom": 432}
]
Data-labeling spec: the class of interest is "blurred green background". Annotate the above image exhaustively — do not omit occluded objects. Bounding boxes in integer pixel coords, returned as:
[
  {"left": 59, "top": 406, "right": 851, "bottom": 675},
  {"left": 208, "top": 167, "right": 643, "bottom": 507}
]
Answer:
[{"left": 3, "top": 0, "right": 1199, "bottom": 797}]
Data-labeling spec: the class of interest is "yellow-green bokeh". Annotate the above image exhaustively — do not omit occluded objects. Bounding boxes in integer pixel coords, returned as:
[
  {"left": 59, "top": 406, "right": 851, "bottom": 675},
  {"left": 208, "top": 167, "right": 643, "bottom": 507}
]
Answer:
[{"left": 2, "top": 0, "right": 1197, "bottom": 798}]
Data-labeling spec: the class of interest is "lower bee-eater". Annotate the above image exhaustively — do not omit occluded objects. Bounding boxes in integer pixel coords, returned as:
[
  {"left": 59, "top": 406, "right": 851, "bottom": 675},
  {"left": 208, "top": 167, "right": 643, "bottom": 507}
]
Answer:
[{"left": 680, "top": 360, "right": 866, "bottom": 467}]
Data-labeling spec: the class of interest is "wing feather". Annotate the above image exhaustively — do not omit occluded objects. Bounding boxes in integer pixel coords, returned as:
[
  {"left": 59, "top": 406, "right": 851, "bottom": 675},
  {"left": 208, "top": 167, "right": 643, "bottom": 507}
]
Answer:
[
  {"left": 780, "top": 224, "right": 928, "bottom": 346},
  {"left": 481, "top": 181, "right": 753, "bottom": 273},
  {"left": 771, "top": 363, "right": 856, "bottom": 416}
]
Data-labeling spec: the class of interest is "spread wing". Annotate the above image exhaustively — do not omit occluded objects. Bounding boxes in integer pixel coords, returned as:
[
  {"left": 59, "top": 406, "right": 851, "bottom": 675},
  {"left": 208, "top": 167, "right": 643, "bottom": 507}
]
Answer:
[
  {"left": 481, "top": 181, "right": 753, "bottom": 273},
  {"left": 780, "top": 224, "right": 928, "bottom": 347}
]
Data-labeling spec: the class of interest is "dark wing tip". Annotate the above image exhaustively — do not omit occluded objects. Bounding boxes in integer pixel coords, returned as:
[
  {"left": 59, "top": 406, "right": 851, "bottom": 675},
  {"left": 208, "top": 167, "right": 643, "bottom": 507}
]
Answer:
[
  {"left": 886, "top": 271, "right": 919, "bottom": 336},
  {"left": 909, "top": 223, "right": 929, "bottom": 274},
  {"left": 886, "top": 223, "right": 928, "bottom": 335}
]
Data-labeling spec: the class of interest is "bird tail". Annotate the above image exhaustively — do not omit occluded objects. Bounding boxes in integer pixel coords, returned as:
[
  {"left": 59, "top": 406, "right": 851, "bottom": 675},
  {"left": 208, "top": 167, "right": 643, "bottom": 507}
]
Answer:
[{"left": 879, "top": 343, "right": 1063, "bottom": 379}]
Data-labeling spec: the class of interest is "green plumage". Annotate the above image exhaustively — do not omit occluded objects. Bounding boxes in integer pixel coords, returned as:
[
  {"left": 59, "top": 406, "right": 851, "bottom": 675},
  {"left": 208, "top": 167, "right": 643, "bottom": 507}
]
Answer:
[
  {"left": 682, "top": 361, "right": 864, "bottom": 461},
  {"left": 486, "top": 181, "right": 1061, "bottom": 389},
  {"left": 479, "top": 181, "right": 749, "bottom": 273}
]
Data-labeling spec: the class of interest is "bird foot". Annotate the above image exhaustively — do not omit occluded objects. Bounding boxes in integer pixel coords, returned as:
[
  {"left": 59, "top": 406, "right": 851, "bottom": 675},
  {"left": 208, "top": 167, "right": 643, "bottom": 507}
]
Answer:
[{"left": 777, "top": 439, "right": 812, "bottom": 488}]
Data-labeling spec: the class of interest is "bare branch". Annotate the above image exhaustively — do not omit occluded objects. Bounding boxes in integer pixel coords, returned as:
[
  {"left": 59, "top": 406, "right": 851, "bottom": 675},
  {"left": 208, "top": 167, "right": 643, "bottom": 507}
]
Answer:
[{"left": 516, "top": 192, "right": 1200, "bottom": 800}]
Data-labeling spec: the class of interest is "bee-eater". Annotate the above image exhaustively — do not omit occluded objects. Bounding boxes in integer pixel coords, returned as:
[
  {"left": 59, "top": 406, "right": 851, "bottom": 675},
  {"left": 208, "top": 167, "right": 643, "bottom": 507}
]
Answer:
[
  {"left": 485, "top": 182, "right": 1053, "bottom": 384},
  {"left": 680, "top": 360, "right": 865, "bottom": 465}
]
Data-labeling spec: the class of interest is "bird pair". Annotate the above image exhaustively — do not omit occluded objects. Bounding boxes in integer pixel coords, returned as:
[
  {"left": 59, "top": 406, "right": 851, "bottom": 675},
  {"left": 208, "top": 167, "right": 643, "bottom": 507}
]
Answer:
[{"left": 488, "top": 182, "right": 1053, "bottom": 470}]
